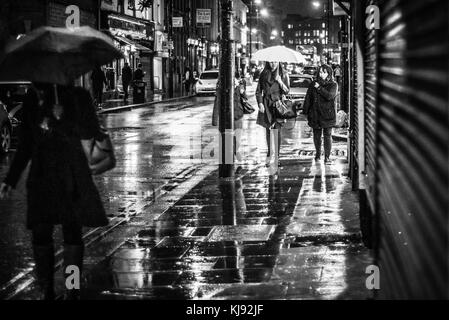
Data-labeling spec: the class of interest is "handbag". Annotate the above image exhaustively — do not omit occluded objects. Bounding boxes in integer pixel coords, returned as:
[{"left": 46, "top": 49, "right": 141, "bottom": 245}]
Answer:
[
  {"left": 81, "top": 128, "right": 116, "bottom": 175},
  {"left": 273, "top": 98, "right": 299, "bottom": 119},
  {"left": 241, "top": 94, "right": 255, "bottom": 114}
]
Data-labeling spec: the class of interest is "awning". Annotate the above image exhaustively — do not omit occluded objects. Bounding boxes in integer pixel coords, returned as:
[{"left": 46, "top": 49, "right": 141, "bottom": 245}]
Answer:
[{"left": 113, "top": 35, "right": 153, "bottom": 53}]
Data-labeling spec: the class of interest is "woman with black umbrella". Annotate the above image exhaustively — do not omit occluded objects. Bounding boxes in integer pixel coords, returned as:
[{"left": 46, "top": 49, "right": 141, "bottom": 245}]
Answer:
[{"left": 0, "top": 83, "right": 111, "bottom": 300}]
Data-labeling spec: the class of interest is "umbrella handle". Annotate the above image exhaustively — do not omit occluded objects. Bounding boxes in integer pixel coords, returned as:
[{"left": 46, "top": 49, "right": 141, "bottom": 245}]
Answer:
[{"left": 53, "top": 84, "right": 59, "bottom": 105}]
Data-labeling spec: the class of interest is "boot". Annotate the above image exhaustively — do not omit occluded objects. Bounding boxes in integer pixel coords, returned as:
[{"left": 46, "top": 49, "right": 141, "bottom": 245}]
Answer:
[
  {"left": 63, "top": 244, "right": 84, "bottom": 300},
  {"left": 32, "top": 244, "right": 55, "bottom": 300}
]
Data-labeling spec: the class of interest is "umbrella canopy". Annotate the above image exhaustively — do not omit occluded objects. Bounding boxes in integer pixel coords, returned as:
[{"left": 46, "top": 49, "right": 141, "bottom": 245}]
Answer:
[
  {"left": 0, "top": 26, "right": 124, "bottom": 85},
  {"left": 252, "top": 46, "right": 307, "bottom": 64}
]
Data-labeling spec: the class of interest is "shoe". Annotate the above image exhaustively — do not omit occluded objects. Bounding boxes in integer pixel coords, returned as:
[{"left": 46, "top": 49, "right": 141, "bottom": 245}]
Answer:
[
  {"left": 33, "top": 244, "right": 55, "bottom": 300},
  {"left": 324, "top": 158, "right": 333, "bottom": 165},
  {"left": 63, "top": 244, "right": 84, "bottom": 300},
  {"left": 265, "top": 156, "right": 274, "bottom": 166},
  {"left": 315, "top": 156, "right": 321, "bottom": 162}
]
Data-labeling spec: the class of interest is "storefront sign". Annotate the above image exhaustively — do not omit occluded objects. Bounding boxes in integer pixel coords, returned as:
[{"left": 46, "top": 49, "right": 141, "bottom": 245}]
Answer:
[
  {"left": 172, "top": 17, "right": 183, "bottom": 28},
  {"left": 65, "top": 5, "right": 80, "bottom": 29},
  {"left": 196, "top": 9, "right": 211, "bottom": 26}
]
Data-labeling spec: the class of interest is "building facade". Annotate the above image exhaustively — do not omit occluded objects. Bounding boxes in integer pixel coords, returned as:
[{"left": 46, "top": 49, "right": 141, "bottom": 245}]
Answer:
[{"left": 282, "top": 14, "right": 340, "bottom": 65}]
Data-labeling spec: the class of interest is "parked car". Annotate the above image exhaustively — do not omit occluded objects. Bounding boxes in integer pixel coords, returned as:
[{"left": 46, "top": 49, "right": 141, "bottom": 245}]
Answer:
[
  {"left": 0, "top": 81, "right": 32, "bottom": 154},
  {"left": 286, "top": 74, "right": 314, "bottom": 108},
  {"left": 196, "top": 70, "right": 219, "bottom": 95},
  {"left": 303, "top": 66, "right": 317, "bottom": 77},
  {"left": 0, "top": 101, "right": 12, "bottom": 154}
]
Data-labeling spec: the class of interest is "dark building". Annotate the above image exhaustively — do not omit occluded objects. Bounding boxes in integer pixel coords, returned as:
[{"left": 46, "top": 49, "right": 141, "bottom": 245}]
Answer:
[{"left": 282, "top": 13, "right": 340, "bottom": 64}]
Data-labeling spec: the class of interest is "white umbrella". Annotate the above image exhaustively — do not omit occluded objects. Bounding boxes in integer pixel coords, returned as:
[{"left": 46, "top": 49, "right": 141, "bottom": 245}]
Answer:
[{"left": 252, "top": 45, "right": 307, "bottom": 64}]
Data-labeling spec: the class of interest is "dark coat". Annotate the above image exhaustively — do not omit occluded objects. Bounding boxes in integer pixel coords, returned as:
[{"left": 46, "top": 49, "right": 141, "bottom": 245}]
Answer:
[
  {"left": 133, "top": 68, "right": 145, "bottom": 81},
  {"left": 302, "top": 80, "right": 338, "bottom": 129},
  {"left": 4, "top": 85, "right": 109, "bottom": 229},
  {"left": 212, "top": 82, "right": 245, "bottom": 127},
  {"left": 91, "top": 68, "right": 107, "bottom": 90},
  {"left": 122, "top": 66, "right": 133, "bottom": 84},
  {"left": 256, "top": 69, "right": 290, "bottom": 129}
]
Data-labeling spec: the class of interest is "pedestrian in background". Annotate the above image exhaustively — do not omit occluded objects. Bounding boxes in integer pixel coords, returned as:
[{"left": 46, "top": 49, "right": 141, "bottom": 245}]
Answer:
[
  {"left": 256, "top": 61, "right": 290, "bottom": 166},
  {"left": 183, "top": 67, "right": 191, "bottom": 95},
  {"left": 0, "top": 83, "right": 110, "bottom": 300},
  {"left": 212, "top": 72, "right": 246, "bottom": 163},
  {"left": 91, "top": 65, "right": 107, "bottom": 105},
  {"left": 191, "top": 70, "right": 199, "bottom": 95},
  {"left": 133, "top": 63, "right": 145, "bottom": 81},
  {"left": 121, "top": 62, "right": 132, "bottom": 102},
  {"left": 302, "top": 64, "right": 338, "bottom": 164}
]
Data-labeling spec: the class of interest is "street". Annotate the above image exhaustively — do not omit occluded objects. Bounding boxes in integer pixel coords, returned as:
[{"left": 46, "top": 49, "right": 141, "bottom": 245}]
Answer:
[{"left": 0, "top": 85, "right": 372, "bottom": 300}]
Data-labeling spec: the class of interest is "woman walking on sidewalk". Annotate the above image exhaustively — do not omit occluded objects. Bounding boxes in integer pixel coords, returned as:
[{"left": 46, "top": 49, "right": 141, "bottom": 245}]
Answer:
[
  {"left": 302, "top": 64, "right": 338, "bottom": 164},
  {"left": 256, "top": 61, "right": 290, "bottom": 166},
  {"left": 0, "top": 83, "right": 109, "bottom": 300}
]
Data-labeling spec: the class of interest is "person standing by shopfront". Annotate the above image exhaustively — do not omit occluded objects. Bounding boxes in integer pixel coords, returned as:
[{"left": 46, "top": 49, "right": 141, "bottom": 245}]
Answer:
[
  {"left": 121, "top": 62, "right": 132, "bottom": 102},
  {"left": 302, "top": 64, "right": 338, "bottom": 164},
  {"left": 91, "top": 66, "right": 107, "bottom": 105}
]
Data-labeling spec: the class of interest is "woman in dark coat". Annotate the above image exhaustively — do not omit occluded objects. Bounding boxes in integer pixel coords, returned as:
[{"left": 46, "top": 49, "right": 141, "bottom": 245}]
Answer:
[
  {"left": 256, "top": 61, "right": 290, "bottom": 166},
  {"left": 212, "top": 72, "right": 246, "bottom": 162},
  {"left": 302, "top": 64, "right": 338, "bottom": 164},
  {"left": 0, "top": 83, "right": 109, "bottom": 299}
]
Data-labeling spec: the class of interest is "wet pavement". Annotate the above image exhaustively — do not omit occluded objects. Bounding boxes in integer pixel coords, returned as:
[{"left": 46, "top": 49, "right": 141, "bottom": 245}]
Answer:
[{"left": 0, "top": 83, "right": 373, "bottom": 300}]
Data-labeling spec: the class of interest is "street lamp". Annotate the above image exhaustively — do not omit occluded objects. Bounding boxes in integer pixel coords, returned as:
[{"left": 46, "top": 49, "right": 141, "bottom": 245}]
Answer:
[
  {"left": 312, "top": 1, "right": 321, "bottom": 9},
  {"left": 260, "top": 8, "right": 268, "bottom": 17},
  {"left": 249, "top": 0, "right": 263, "bottom": 61}
]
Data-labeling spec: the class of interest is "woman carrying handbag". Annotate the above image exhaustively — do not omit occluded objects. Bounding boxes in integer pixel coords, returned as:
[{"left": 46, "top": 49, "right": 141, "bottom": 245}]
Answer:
[{"left": 0, "top": 83, "right": 115, "bottom": 300}]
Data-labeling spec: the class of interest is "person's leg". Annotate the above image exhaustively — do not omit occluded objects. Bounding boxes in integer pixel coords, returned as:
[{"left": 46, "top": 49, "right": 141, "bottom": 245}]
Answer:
[
  {"left": 234, "top": 127, "right": 242, "bottom": 162},
  {"left": 313, "top": 128, "right": 323, "bottom": 160},
  {"left": 32, "top": 224, "right": 55, "bottom": 300},
  {"left": 266, "top": 128, "right": 272, "bottom": 160},
  {"left": 124, "top": 83, "right": 129, "bottom": 101},
  {"left": 272, "top": 123, "right": 281, "bottom": 166},
  {"left": 324, "top": 127, "right": 333, "bottom": 161},
  {"left": 62, "top": 223, "right": 84, "bottom": 300}
]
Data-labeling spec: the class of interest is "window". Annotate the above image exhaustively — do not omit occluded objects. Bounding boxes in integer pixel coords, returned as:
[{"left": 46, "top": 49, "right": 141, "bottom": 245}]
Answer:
[
  {"left": 290, "top": 76, "right": 313, "bottom": 88},
  {"left": 281, "top": 31, "right": 284, "bottom": 37},
  {"left": 200, "top": 71, "right": 219, "bottom": 80},
  {"left": 289, "top": 39, "right": 294, "bottom": 44},
  {"left": 288, "top": 24, "right": 293, "bottom": 29}
]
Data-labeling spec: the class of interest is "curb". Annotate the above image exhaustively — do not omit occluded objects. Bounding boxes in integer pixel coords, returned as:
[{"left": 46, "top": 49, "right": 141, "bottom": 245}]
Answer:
[{"left": 98, "top": 95, "right": 196, "bottom": 114}]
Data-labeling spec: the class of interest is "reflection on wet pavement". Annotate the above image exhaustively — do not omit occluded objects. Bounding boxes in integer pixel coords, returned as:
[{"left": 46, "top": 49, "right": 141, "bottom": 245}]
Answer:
[
  {"left": 84, "top": 155, "right": 372, "bottom": 300},
  {"left": 0, "top": 90, "right": 373, "bottom": 300}
]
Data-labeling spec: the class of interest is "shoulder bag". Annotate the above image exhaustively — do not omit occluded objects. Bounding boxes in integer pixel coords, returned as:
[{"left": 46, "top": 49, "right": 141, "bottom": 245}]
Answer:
[{"left": 81, "top": 127, "right": 116, "bottom": 175}]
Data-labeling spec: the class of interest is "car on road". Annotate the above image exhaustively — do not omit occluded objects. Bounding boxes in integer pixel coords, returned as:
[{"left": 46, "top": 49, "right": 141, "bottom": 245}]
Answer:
[
  {"left": 0, "top": 81, "right": 32, "bottom": 154},
  {"left": 287, "top": 74, "right": 314, "bottom": 108},
  {"left": 303, "top": 66, "right": 317, "bottom": 77},
  {"left": 196, "top": 70, "right": 219, "bottom": 95}
]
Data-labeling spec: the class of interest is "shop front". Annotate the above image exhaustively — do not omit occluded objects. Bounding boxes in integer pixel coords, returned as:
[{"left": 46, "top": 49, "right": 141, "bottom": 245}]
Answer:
[{"left": 103, "top": 13, "right": 154, "bottom": 98}]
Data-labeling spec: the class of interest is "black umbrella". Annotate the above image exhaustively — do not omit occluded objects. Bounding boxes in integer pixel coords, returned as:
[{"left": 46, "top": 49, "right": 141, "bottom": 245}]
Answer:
[{"left": 0, "top": 26, "right": 124, "bottom": 85}]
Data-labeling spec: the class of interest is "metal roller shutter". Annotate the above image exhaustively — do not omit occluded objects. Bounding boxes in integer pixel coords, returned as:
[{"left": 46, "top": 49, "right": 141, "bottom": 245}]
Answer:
[
  {"left": 364, "top": 0, "right": 378, "bottom": 213},
  {"left": 376, "top": 0, "right": 449, "bottom": 299}
]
